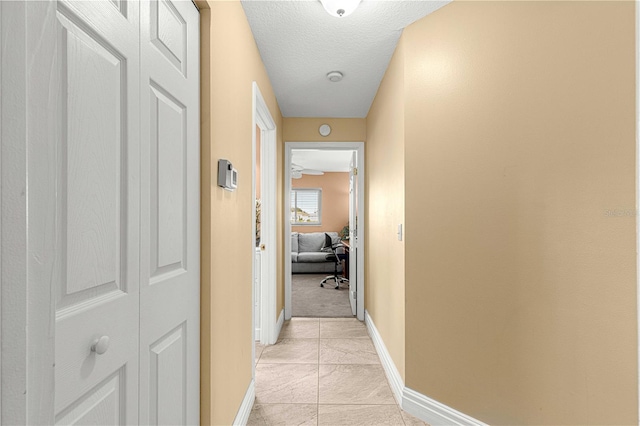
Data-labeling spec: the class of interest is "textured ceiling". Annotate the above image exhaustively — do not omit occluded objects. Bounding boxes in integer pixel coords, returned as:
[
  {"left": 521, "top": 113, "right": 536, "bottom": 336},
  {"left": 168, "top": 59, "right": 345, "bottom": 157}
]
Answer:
[
  {"left": 292, "top": 149, "right": 354, "bottom": 172},
  {"left": 241, "top": 0, "right": 450, "bottom": 118}
]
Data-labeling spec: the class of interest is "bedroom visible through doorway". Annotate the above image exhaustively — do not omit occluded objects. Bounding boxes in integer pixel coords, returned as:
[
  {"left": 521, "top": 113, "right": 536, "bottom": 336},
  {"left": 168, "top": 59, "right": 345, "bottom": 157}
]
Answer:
[{"left": 284, "top": 142, "right": 365, "bottom": 322}]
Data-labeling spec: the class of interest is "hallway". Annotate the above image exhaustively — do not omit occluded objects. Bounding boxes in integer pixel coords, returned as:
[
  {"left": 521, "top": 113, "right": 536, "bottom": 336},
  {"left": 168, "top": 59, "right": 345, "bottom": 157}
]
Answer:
[{"left": 249, "top": 318, "right": 426, "bottom": 425}]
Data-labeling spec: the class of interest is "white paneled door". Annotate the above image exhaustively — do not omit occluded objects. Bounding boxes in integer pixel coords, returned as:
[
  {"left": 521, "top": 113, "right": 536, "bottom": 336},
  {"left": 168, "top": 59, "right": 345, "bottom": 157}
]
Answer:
[
  {"left": 53, "top": 1, "right": 199, "bottom": 424},
  {"left": 139, "top": 1, "right": 200, "bottom": 424}
]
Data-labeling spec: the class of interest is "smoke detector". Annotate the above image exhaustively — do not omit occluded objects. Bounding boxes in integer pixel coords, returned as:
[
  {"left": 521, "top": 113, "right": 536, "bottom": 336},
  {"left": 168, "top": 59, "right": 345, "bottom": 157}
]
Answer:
[{"left": 327, "top": 71, "right": 343, "bottom": 83}]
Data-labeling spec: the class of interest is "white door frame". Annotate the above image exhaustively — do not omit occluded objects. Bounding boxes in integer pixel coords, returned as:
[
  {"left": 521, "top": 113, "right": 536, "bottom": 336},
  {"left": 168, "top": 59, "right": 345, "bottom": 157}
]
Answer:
[
  {"left": 252, "top": 82, "right": 278, "bottom": 347},
  {"left": 284, "top": 142, "right": 365, "bottom": 321},
  {"left": 1, "top": 1, "right": 57, "bottom": 423}
]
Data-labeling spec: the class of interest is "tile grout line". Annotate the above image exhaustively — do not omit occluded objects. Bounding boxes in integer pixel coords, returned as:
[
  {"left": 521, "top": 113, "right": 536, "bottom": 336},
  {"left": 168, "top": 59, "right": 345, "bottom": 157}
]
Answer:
[{"left": 253, "top": 318, "right": 415, "bottom": 425}]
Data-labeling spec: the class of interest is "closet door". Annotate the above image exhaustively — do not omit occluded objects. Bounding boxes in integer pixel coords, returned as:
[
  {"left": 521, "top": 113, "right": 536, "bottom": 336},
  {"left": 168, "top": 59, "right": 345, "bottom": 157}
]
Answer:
[
  {"left": 138, "top": 1, "right": 200, "bottom": 424},
  {"left": 53, "top": 1, "right": 141, "bottom": 424}
]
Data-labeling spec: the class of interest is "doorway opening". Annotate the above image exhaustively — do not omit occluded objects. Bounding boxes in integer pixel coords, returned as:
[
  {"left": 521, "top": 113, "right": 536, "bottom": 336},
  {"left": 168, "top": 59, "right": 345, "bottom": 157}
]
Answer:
[
  {"left": 252, "top": 83, "right": 277, "bottom": 354},
  {"left": 284, "top": 142, "right": 365, "bottom": 322}
]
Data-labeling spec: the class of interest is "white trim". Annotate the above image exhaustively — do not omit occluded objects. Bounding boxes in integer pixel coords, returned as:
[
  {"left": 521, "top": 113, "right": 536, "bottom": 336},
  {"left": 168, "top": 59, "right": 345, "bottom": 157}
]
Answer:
[
  {"left": 284, "top": 147, "right": 292, "bottom": 319},
  {"left": 365, "top": 311, "right": 403, "bottom": 404},
  {"left": 232, "top": 379, "right": 255, "bottom": 426},
  {"left": 275, "top": 309, "right": 284, "bottom": 341},
  {"left": 2, "top": 2, "right": 57, "bottom": 423},
  {"left": 403, "top": 388, "right": 488, "bottom": 426},
  {"left": 0, "top": 3, "right": 27, "bottom": 422},
  {"left": 252, "top": 82, "right": 278, "bottom": 346},
  {"left": 284, "top": 141, "right": 366, "bottom": 321},
  {"left": 365, "top": 310, "right": 488, "bottom": 426}
]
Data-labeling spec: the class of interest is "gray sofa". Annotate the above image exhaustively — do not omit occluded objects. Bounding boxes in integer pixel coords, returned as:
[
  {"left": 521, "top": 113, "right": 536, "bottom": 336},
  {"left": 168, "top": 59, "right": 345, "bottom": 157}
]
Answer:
[{"left": 291, "top": 232, "right": 344, "bottom": 274}]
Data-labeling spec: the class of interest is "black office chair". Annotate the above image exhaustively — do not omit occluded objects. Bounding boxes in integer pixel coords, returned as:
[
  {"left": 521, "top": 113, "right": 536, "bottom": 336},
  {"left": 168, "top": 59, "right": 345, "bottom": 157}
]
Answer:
[{"left": 320, "top": 233, "right": 349, "bottom": 290}]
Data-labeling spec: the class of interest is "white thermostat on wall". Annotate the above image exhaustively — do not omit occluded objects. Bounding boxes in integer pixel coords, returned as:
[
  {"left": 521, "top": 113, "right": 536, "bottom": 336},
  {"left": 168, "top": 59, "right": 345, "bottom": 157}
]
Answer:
[
  {"left": 218, "top": 159, "right": 238, "bottom": 191},
  {"left": 319, "top": 124, "right": 331, "bottom": 137}
]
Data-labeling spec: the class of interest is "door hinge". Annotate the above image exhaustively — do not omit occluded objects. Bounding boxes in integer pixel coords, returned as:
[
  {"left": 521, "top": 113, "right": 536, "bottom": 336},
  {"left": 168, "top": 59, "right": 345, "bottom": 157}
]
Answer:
[
  {"left": 352, "top": 291, "right": 357, "bottom": 299},
  {"left": 353, "top": 167, "right": 358, "bottom": 176}
]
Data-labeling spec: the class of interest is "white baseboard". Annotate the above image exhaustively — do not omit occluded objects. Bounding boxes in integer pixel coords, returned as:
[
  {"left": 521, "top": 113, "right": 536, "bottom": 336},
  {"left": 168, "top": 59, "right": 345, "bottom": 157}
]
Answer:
[
  {"left": 403, "top": 387, "right": 487, "bottom": 426},
  {"left": 364, "top": 310, "right": 487, "bottom": 426},
  {"left": 275, "top": 309, "right": 284, "bottom": 341},
  {"left": 364, "top": 310, "right": 404, "bottom": 404},
  {"left": 232, "top": 379, "right": 255, "bottom": 426}
]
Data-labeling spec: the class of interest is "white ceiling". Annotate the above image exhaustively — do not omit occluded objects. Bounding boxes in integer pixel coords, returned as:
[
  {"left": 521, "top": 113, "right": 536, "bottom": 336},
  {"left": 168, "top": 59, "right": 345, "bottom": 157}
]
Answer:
[
  {"left": 292, "top": 149, "right": 354, "bottom": 172},
  {"left": 241, "top": 0, "right": 450, "bottom": 118}
]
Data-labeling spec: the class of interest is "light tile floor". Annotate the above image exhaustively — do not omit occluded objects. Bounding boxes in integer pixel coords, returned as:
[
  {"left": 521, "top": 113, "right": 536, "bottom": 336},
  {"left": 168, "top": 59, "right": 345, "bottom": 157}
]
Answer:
[{"left": 249, "top": 318, "right": 429, "bottom": 426}]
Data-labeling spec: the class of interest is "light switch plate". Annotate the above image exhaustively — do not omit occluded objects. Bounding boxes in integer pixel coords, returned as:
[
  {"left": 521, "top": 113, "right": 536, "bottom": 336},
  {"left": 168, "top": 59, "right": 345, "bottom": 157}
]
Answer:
[{"left": 397, "top": 224, "right": 403, "bottom": 241}]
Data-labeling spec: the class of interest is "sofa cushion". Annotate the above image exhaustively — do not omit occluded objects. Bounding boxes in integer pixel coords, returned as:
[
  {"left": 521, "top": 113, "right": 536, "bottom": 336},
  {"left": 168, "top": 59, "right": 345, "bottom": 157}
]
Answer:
[
  {"left": 291, "top": 232, "right": 299, "bottom": 253},
  {"left": 292, "top": 262, "right": 342, "bottom": 274},
  {"left": 298, "top": 232, "right": 326, "bottom": 253},
  {"left": 291, "top": 252, "right": 298, "bottom": 263},
  {"left": 297, "top": 252, "right": 334, "bottom": 263}
]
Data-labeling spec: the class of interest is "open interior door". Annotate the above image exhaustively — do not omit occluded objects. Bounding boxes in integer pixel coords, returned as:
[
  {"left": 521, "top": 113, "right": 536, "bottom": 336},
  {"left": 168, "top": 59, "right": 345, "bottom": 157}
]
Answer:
[{"left": 348, "top": 151, "right": 358, "bottom": 316}]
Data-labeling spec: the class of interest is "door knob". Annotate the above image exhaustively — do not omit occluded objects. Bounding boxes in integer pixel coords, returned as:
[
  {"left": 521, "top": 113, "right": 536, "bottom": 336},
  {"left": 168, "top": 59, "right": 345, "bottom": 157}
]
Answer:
[{"left": 91, "top": 336, "right": 110, "bottom": 355}]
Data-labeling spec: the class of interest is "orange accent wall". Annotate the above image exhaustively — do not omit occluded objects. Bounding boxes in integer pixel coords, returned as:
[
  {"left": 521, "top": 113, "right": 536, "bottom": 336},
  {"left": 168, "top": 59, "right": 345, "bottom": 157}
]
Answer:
[{"left": 292, "top": 172, "right": 349, "bottom": 234}]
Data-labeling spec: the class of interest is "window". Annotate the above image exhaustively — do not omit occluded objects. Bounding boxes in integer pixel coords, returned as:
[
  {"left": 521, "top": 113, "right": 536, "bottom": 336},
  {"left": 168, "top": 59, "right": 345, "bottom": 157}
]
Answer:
[{"left": 291, "top": 188, "right": 322, "bottom": 225}]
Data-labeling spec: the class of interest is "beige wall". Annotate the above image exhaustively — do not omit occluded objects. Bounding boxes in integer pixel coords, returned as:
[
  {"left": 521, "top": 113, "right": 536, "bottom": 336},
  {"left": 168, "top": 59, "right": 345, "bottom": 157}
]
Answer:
[
  {"left": 292, "top": 173, "right": 350, "bottom": 234},
  {"left": 364, "top": 37, "right": 406, "bottom": 380},
  {"left": 199, "top": 2, "right": 283, "bottom": 424},
  {"left": 196, "top": 1, "right": 636, "bottom": 424},
  {"left": 402, "top": 2, "right": 637, "bottom": 424},
  {"left": 283, "top": 117, "right": 366, "bottom": 142}
]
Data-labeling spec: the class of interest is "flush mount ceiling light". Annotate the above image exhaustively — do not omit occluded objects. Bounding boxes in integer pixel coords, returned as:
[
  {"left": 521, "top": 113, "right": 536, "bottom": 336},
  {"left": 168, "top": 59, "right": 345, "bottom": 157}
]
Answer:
[
  {"left": 319, "top": 0, "right": 362, "bottom": 18},
  {"left": 327, "top": 71, "right": 343, "bottom": 82}
]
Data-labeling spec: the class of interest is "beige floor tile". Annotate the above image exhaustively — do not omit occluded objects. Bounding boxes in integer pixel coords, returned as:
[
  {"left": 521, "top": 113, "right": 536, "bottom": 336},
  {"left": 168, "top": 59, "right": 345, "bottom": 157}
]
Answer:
[
  {"left": 260, "top": 338, "right": 319, "bottom": 364},
  {"left": 255, "top": 343, "right": 265, "bottom": 364},
  {"left": 318, "top": 405, "right": 404, "bottom": 426},
  {"left": 248, "top": 404, "right": 318, "bottom": 426},
  {"left": 280, "top": 318, "right": 320, "bottom": 339},
  {"left": 319, "top": 338, "right": 380, "bottom": 364},
  {"left": 256, "top": 364, "right": 318, "bottom": 404},
  {"left": 400, "top": 410, "right": 431, "bottom": 426},
  {"left": 320, "top": 319, "right": 368, "bottom": 338},
  {"left": 318, "top": 364, "right": 395, "bottom": 405}
]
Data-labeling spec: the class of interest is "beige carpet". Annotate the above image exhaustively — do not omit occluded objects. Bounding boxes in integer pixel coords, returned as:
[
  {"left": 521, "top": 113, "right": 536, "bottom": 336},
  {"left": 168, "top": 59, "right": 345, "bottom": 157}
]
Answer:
[{"left": 291, "top": 274, "right": 354, "bottom": 318}]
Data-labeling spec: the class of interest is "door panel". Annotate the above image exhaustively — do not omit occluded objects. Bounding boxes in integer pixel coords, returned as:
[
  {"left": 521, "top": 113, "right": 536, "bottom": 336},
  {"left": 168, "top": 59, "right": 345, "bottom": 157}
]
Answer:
[
  {"left": 139, "top": 1, "right": 200, "bottom": 424},
  {"left": 55, "top": 369, "right": 125, "bottom": 425},
  {"left": 149, "top": 82, "right": 187, "bottom": 281},
  {"left": 56, "top": 8, "right": 125, "bottom": 309},
  {"left": 150, "top": 0, "right": 187, "bottom": 76},
  {"left": 54, "top": 1, "right": 140, "bottom": 423},
  {"left": 149, "top": 323, "right": 187, "bottom": 425}
]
